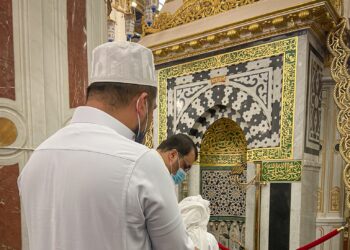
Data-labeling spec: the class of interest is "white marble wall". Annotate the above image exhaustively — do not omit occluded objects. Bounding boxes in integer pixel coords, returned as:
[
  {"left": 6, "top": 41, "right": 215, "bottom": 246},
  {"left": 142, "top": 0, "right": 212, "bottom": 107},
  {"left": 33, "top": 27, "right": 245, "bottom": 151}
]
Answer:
[
  {"left": 293, "top": 33, "right": 309, "bottom": 161},
  {"left": 288, "top": 32, "right": 321, "bottom": 249},
  {"left": 188, "top": 164, "right": 200, "bottom": 196},
  {"left": 315, "top": 84, "right": 345, "bottom": 250},
  {"left": 316, "top": 220, "right": 344, "bottom": 250},
  {"left": 288, "top": 164, "right": 321, "bottom": 249},
  {"left": 0, "top": 0, "right": 107, "bottom": 248},
  {"left": 344, "top": 0, "right": 350, "bottom": 23},
  {"left": 259, "top": 179, "right": 270, "bottom": 250},
  {"left": 245, "top": 163, "right": 270, "bottom": 250},
  {"left": 300, "top": 163, "right": 321, "bottom": 245},
  {"left": 245, "top": 163, "right": 258, "bottom": 250},
  {"left": 109, "top": 8, "right": 126, "bottom": 42},
  {"left": 290, "top": 181, "right": 302, "bottom": 249},
  {"left": 292, "top": 31, "right": 344, "bottom": 250}
]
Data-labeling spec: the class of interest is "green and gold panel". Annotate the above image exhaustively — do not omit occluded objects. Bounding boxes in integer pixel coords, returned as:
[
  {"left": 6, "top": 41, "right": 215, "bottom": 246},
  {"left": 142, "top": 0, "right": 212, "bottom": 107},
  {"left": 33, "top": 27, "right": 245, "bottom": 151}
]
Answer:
[
  {"left": 261, "top": 160, "right": 302, "bottom": 182},
  {"left": 158, "top": 37, "right": 298, "bottom": 162}
]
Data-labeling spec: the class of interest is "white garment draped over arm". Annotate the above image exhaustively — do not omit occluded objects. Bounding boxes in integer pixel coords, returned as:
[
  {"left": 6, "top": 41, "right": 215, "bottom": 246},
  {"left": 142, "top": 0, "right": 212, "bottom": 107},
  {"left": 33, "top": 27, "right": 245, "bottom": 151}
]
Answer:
[{"left": 179, "top": 195, "right": 219, "bottom": 250}]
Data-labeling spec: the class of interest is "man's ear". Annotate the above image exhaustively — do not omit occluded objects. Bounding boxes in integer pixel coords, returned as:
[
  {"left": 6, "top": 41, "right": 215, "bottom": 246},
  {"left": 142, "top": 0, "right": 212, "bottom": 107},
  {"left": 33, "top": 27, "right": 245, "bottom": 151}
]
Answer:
[
  {"left": 168, "top": 149, "right": 178, "bottom": 161},
  {"left": 135, "top": 92, "right": 149, "bottom": 114}
]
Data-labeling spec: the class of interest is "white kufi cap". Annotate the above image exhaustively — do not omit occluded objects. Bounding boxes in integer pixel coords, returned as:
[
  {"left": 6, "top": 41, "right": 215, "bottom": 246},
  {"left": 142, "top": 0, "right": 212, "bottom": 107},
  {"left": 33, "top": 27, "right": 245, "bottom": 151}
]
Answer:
[{"left": 89, "top": 41, "right": 157, "bottom": 87}]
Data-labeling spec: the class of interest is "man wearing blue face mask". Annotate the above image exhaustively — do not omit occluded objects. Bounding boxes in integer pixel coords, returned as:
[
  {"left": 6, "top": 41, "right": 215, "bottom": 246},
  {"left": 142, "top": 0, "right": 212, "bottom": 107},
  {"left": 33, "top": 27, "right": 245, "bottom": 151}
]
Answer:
[{"left": 157, "top": 134, "right": 198, "bottom": 185}]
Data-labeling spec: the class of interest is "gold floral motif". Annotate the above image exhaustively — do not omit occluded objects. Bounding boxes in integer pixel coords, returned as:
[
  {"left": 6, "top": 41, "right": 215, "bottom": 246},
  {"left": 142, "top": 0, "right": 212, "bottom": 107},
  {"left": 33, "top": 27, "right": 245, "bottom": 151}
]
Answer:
[
  {"left": 330, "top": 186, "right": 340, "bottom": 211},
  {"left": 271, "top": 17, "right": 286, "bottom": 27},
  {"left": 327, "top": 18, "right": 350, "bottom": 208},
  {"left": 248, "top": 23, "right": 262, "bottom": 33},
  {"left": 261, "top": 161, "right": 302, "bottom": 182},
  {"left": 227, "top": 29, "right": 239, "bottom": 39},
  {"left": 317, "top": 188, "right": 323, "bottom": 212},
  {"left": 298, "top": 10, "right": 311, "bottom": 20},
  {"left": 146, "top": 0, "right": 259, "bottom": 33},
  {"left": 144, "top": 120, "right": 154, "bottom": 149},
  {"left": 171, "top": 45, "right": 184, "bottom": 52},
  {"left": 158, "top": 37, "right": 298, "bottom": 161}
]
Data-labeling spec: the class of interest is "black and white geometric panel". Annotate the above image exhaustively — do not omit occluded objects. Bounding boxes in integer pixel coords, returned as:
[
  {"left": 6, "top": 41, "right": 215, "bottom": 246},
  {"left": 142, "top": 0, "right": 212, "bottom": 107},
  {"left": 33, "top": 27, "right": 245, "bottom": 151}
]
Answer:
[
  {"left": 201, "top": 168, "right": 246, "bottom": 217},
  {"left": 167, "top": 55, "right": 283, "bottom": 150},
  {"left": 305, "top": 46, "right": 323, "bottom": 155}
]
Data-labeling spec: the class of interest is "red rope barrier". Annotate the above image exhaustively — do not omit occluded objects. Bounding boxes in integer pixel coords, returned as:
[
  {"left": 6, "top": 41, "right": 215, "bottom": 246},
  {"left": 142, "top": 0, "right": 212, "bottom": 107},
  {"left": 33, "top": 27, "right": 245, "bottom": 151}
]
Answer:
[
  {"left": 297, "top": 227, "right": 344, "bottom": 250},
  {"left": 218, "top": 242, "right": 230, "bottom": 250}
]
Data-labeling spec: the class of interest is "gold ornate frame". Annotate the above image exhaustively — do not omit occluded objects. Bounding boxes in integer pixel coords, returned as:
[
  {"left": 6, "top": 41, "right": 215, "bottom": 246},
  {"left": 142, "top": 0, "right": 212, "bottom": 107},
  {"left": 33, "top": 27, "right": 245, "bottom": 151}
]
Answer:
[
  {"left": 200, "top": 118, "right": 247, "bottom": 167},
  {"left": 158, "top": 36, "right": 298, "bottom": 162},
  {"left": 327, "top": 18, "right": 350, "bottom": 208}
]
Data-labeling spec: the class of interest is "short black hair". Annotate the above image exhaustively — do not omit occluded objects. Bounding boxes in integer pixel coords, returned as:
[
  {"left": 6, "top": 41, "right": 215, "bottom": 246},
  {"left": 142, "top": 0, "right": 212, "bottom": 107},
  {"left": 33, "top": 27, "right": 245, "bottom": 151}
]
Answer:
[
  {"left": 157, "top": 134, "right": 198, "bottom": 161},
  {"left": 87, "top": 82, "right": 157, "bottom": 107}
]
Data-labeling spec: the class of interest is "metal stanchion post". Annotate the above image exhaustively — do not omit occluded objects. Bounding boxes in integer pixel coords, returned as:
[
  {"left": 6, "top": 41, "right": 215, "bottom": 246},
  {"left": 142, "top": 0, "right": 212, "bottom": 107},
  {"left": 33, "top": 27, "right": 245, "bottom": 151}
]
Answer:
[{"left": 254, "top": 161, "right": 263, "bottom": 250}]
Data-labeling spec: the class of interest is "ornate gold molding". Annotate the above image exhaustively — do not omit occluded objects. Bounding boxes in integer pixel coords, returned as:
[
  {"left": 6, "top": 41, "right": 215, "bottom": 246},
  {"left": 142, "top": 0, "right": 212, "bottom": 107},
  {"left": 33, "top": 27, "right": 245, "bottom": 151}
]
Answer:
[
  {"left": 330, "top": 186, "right": 341, "bottom": 211},
  {"left": 144, "top": 120, "right": 154, "bottom": 148},
  {"left": 200, "top": 118, "right": 247, "bottom": 155},
  {"left": 327, "top": 18, "right": 350, "bottom": 208},
  {"left": 158, "top": 37, "right": 297, "bottom": 162},
  {"left": 145, "top": 0, "right": 259, "bottom": 34},
  {"left": 329, "top": 0, "right": 343, "bottom": 14},
  {"left": 261, "top": 161, "right": 302, "bottom": 182},
  {"left": 200, "top": 154, "right": 247, "bottom": 167},
  {"left": 317, "top": 188, "right": 323, "bottom": 212},
  {"left": 200, "top": 118, "right": 247, "bottom": 167},
  {"left": 145, "top": 1, "right": 338, "bottom": 65}
]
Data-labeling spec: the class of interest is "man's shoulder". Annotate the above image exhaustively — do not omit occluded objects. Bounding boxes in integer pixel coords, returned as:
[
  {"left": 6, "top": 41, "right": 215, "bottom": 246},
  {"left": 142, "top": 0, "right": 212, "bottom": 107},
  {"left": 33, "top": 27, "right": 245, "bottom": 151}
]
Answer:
[
  {"left": 133, "top": 149, "right": 168, "bottom": 174},
  {"left": 36, "top": 123, "right": 151, "bottom": 162}
]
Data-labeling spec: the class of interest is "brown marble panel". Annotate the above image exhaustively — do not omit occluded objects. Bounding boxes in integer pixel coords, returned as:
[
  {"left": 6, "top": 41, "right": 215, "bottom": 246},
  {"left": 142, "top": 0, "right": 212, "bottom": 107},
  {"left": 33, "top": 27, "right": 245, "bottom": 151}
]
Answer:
[
  {"left": 0, "top": 0, "right": 15, "bottom": 100},
  {"left": 67, "top": 0, "right": 88, "bottom": 108},
  {"left": 0, "top": 164, "right": 21, "bottom": 249}
]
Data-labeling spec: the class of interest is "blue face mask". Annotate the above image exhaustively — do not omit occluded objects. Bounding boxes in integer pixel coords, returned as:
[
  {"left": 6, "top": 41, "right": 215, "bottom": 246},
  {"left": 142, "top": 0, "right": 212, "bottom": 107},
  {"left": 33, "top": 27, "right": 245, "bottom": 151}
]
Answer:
[{"left": 172, "top": 168, "right": 186, "bottom": 185}]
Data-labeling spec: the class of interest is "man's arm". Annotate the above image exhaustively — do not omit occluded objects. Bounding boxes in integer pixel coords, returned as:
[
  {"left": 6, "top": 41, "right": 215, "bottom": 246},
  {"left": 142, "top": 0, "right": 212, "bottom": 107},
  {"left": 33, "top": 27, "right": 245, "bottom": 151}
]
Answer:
[{"left": 129, "top": 150, "right": 194, "bottom": 250}]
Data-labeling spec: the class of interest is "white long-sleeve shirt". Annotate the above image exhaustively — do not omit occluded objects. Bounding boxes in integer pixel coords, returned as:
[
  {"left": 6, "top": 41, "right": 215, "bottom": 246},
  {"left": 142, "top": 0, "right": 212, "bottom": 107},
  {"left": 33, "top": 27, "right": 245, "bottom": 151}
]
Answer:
[{"left": 18, "top": 106, "right": 194, "bottom": 250}]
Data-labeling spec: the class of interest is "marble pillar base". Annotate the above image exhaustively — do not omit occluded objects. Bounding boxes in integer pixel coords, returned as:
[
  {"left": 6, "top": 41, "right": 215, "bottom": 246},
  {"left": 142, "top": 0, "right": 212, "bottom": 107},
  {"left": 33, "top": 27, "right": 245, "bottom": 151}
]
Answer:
[{"left": 290, "top": 164, "right": 320, "bottom": 249}]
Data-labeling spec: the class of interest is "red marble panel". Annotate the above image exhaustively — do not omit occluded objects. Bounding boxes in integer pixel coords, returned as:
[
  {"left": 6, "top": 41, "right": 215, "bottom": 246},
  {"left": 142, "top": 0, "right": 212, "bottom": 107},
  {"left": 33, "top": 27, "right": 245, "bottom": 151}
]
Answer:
[
  {"left": 0, "top": 0, "right": 15, "bottom": 100},
  {"left": 67, "top": 0, "right": 88, "bottom": 108},
  {"left": 0, "top": 164, "right": 21, "bottom": 249}
]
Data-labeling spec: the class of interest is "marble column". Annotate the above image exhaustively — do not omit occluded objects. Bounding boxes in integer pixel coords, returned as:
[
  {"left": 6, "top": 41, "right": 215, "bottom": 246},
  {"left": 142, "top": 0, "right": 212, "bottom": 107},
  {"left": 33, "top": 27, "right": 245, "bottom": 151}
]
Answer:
[
  {"left": 0, "top": 0, "right": 21, "bottom": 248},
  {"left": 67, "top": 0, "right": 88, "bottom": 108},
  {"left": 188, "top": 164, "right": 200, "bottom": 196},
  {"left": 0, "top": 164, "right": 21, "bottom": 249},
  {"left": 0, "top": 0, "right": 107, "bottom": 249},
  {"left": 0, "top": 0, "right": 15, "bottom": 100},
  {"left": 315, "top": 84, "right": 345, "bottom": 250}
]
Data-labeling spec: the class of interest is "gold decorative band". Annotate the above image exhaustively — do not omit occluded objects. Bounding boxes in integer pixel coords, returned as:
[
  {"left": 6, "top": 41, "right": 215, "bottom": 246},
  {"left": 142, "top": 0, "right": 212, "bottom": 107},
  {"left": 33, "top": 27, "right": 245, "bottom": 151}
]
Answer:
[{"left": 261, "top": 160, "right": 302, "bottom": 182}]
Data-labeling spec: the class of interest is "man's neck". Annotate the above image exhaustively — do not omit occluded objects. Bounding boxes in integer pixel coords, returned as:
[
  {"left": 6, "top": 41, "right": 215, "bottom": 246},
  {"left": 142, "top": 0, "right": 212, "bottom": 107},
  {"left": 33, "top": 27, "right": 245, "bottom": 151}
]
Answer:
[
  {"left": 86, "top": 100, "right": 137, "bottom": 132},
  {"left": 157, "top": 150, "right": 172, "bottom": 174}
]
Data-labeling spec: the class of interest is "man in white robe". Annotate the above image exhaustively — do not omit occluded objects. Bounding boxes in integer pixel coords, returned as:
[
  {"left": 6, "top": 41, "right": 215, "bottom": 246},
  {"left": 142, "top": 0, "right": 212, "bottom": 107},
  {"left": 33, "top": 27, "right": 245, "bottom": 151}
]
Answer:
[{"left": 18, "top": 41, "right": 194, "bottom": 250}]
